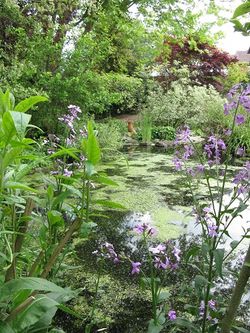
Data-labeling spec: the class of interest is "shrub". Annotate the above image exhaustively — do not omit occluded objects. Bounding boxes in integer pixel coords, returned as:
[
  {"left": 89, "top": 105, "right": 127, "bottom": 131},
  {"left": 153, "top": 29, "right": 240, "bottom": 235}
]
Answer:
[
  {"left": 151, "top": 126, "right": 176, "bottom": 140},
  {"left": 95, "top": 118, "right": 127, "bottom": 157},
  {"left": 221, "top": 62, "right": 249, "bottom": 93},
  {"left": 143, "top": 71, "right": 226, "bottom": 130}
]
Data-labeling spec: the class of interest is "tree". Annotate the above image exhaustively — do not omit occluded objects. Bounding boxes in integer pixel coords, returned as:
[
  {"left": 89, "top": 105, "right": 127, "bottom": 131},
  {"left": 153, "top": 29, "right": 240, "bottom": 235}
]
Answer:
[{"left": 156, "top": 37, "right": 237, "bottom": 91}]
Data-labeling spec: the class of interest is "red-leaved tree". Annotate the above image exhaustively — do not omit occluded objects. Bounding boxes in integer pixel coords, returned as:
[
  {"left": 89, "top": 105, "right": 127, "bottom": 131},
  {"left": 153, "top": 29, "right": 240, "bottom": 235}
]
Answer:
[{"left": 157, "top": 38, "right": 238, "bottom": 91}]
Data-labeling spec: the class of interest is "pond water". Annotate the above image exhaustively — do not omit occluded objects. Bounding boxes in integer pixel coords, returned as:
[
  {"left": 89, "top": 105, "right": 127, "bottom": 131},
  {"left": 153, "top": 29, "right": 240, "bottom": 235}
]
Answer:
[
  {"left": 95, "top": 146, "right": 249, "bottom": 247},
  {"left": 59, "top": 146, "right": 250, "bottom": 332}
]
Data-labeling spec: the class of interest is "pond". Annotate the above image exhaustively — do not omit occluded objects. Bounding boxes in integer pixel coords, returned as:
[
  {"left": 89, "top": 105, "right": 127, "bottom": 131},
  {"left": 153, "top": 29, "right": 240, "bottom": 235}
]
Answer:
[
  {"left": 56, "top": 146, "right": 250, "bottom": 332},
  {"left": 95, "top": 146, "right": 249, "bottom": 247}
]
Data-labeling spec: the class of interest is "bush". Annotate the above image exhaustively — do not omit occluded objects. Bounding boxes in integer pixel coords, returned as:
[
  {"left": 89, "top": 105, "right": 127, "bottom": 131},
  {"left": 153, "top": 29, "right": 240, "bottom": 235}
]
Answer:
[
  {"left": 222, "top": 62, "right": 249, "bottom": 93},
  {"left": 151, "top": 126, "right": 176, "bottom": 140},
  {"left": 95, "top": 118, "right": 127, "bottom": 157},
  {"left": 143, "top": 69, "right": 226, "bottom": 130}
]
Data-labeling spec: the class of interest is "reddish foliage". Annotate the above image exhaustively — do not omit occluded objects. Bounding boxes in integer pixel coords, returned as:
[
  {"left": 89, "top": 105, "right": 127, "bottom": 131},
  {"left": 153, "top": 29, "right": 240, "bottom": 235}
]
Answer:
[{"left": 157, "top": 38, "right": 238, "bottom": 91}]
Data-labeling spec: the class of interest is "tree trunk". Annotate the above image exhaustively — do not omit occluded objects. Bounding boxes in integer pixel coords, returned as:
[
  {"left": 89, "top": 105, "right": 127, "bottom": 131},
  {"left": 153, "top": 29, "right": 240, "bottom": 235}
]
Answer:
[{"left": 221, "top": 243, "right": 250, "bottom": 333}]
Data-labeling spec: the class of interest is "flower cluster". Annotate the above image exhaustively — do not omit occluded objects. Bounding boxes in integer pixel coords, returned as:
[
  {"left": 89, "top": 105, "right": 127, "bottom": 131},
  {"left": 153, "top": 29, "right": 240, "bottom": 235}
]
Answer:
[
  {"left": 193, "top": 207, "right": 218, "bottom": 238},
  {"left": 232, "top": 161, "right": 250, "bottom": 195},
  {"left": 204, "top": 135, "right": 226, "bottom": 166},
  {"left": 133, "top": 223, "right": 157, "bottom": 237},
  {"left": 132, "top": 224, "right": 181, "bottom": 274},
  {"left": 224, "top": 83, "right": 250, "bottom": 125},
  {"left": 199, "top": 299, "right": 217, "bottom": 321},
  {"left": 92, "top": 242, "right": 119, "bottom": 264}
]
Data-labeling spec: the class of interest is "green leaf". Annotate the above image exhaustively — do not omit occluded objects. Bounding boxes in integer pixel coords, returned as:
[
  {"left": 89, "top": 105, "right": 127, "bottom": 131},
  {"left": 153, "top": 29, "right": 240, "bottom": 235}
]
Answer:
[
  {"left": 244, "top": 261, "right": 250, "bottom": 268},
  {"left": 158, "top": 290, "right": 170, "bottom": 303},
  {"left": 47, "top": 211, "right": 64, "bottom": 227},
  {"left": 147, "top": 319, "right": 163, "bottom": 333},
  {"left": 5, "top": 181, "right": 38, "bottom": 193},
  {"left": 12, "top": 295, "right": 58, "bottom": 331},
  {"left": 230, "top": 241, "right": 239, "bottom": 250},
  {"left": 232, "top": 326, "right": 250, "bottom": 333},
  {"left": 2, "top": 111, "right": 16, "bottom": 142},
  {"left": 0, "top": 321, "right": 15, "bottom": 333},
  {"left": 82, "top": 121, "right": 101, "bottom": 165},
  {"left": 92, "top": 174, "right": 118, "bottom": 186},
  {"left": 0, "top": 277, "right": 69, "bottom": 302},
  {"left": 194, "top": 275, "right": 208, "bottom": 289},
  {"left": 2, "top": 148, "right": 21, "bottom": 169},
  {"left": 93, "top": 199, "right": 126, "bottom": 209},
  {"left": 14, "top": 96, "right": 48, "bottom": 113},
  {"left": 9, "top": 111, "right": 31, "bottom": 137},
  {"left": 85, "top": 161, "right": 96, "bottom": 177},
  {"left": 175, "top": 318, "right": 201, "bottom": 333},
  {"left": 50, "top": 146, "right": 79, "bottom": 161},
  {"left": 233, "top": 2, "right": 250, "bottom": 19},
  {"left": 214, "top": 248, "right": 225, "bottom": 277}
]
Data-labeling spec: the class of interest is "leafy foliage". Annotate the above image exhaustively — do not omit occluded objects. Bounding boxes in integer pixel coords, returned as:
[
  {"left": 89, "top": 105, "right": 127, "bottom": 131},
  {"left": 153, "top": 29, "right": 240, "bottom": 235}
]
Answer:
[{"left": 157, "top": 37, "right": 237, "bottom": 91}]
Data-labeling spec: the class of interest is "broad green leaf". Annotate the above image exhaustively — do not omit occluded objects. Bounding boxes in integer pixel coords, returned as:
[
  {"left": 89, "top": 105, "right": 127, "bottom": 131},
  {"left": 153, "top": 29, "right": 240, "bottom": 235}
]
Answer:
[
  {"left": 85, "top": 161, "right": 96, "bottom": 177},
  {"left": 5, "top": 182, "right": 38, "bottom": 193},
  {"left": 194, "top": 275, "right": 208, "bottom": 289},
  {"left": 82, "top": 121, "right": 100, "bottom": 165},
  {"left": 50, "top": 147, "right": 79, "bottom": 161},
  {"left": 175, "top": 318, "right": 201, "bottom": 333},
  {"left": 2, "top": 111, "right": 16, "bottom": 142},
  {"left": 0, "top": 277, "right": 68, "bottom": 302},
  {"left": 14, "top": 96, "right": 48, "bottom": 113},
  {"left": 2, "top": 148, "right": 21, "bottom": 169},
  {"left": 147, "top": 319, "right": 163, "bottom": 333},
  {"left": 0, "top": 89, "right": 12, "bottom": 115},
  {"left": 93, "top": 199, "right": 126, "bottom": 209},
  {"left": 0, "top": 321, "right": 15, "bottom": 333},
  {"left": 92, "top": 174, "right": 118, "bottom": 186},
  {"left": 232, "top": 326, "right": 250, "bottom": 333},
  {"left": 12, "top": 295, "right": 58, "bottom": 331},
  {"left": 233, "top": 2, "right": 250, "bottom": 19},
  {"left": 10, "top": 111, "right": 31, "bottom": 137},
  {"left": 158, "top": 290, "right": 170, "bottom": 303},
  {"left": 214, "top": 248, "right": 225, "bottom": 277},
  {"left": 47, "top": 210, "right": 64, "bottom": 227}
]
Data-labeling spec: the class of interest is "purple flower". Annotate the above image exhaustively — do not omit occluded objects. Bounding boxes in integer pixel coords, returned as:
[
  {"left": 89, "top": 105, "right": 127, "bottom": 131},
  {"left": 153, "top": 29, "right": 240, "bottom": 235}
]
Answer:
[
  {"left": 173, "top": 157, "right": 183, "bottom": 171},
  {"left": 196, "top": 164, "right": 205, "bottom": 173},
  {"left": 208, "top": 300, "right": 216, "bottom": 311},
  {"left": 133, "top": 223, "right": 157, "bottom": 237},
  {"left": 131, "top": 261, "right": 141, "bottom": 275},
  {"left": 154, "top": 256, "right": 170, "bottom": 270},
  {"left": 235, "top": 114, "right": 245, "bottom": 125},
  {"left": 208, "top": 223, "right": 218, "bottom": 237},
  {"left": 223, "top": 128, "right": 232, "bottom": 136},
  {"left": 204, "top": 136, "right": 226, "bottom": 165},
  {"left": 63, "top": 169, "right": 73, "bottom": 177},
  {"left": 149, "top": 244, "right": 166, "bottom": 254},
  {"left": 224, "top": 101, "right": 236, "bottom": 115},
  {"left": 199, "top": 300, "right": 205, "bottom": 316},
  {"left": 101, "top": 242, "right": 119, "bottom": 264},
  {"left": 175, "top": 126, "right": 191, "bottom": 144},
  {"left": 168, "top": 310, "right": 176, "bottom": 321},
  {"left": 236, "top": 147, "right": 245, "bottom": 156},
  {"left": 183, "top": 145, "right": 194, "bottom": 160},
  {"left": 173, "top": 246, "right": 181, "bottom": 262}
]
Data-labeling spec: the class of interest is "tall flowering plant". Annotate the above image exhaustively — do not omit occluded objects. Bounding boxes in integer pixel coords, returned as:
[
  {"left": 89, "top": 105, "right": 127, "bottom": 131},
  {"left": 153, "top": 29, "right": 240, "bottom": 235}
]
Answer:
[
  {"left": 89, "top": 223, "right": 181, "bottom": 333},
  {"left": 132, "top": 223, "right": 180, "bottom": 333},
  {"left": 173, "top": 83, "right": 250, "bottom": 332}
]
